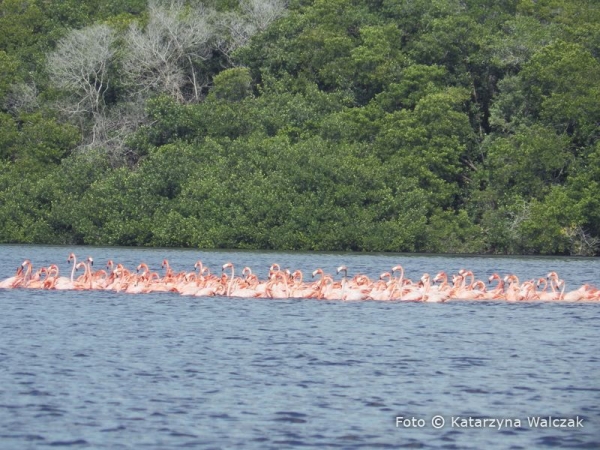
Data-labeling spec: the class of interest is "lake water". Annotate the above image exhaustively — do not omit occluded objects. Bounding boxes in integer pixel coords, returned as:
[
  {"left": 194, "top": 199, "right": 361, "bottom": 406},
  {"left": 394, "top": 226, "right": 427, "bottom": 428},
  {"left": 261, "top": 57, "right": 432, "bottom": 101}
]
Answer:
[{"left": 0, "top": 245, "right": 599, "bottom": 449}]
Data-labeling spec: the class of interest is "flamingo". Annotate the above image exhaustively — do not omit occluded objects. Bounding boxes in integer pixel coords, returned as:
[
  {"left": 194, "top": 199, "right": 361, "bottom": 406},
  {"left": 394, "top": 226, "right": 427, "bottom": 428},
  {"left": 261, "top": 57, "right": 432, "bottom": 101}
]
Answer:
[
  {"left": 503, "top": 274, "right": 522, "bottom": 301},
  {"left": 311, "top": 269, "right": 340, "bottom": 299},
  {"left": 368, "top": 280, "right": 391, "bottom": 301},
  {"left": 421, "top": 273, "right": 449, "bottom": 303},
  {"left": 25, "top": 267, "right": 47, "bottom": 289},
  {"left": 0, "top": 265, "right": 24, "bottom": 289},
  {"left": 222, "top": 262, "right": 236, "bottom": 296},
  {"left": 336, "top": 265, "right": 350, "bottom": 299},
  {"left": 67, "top": 253, "right": 79, "bottom": 283},
  {"left": 562, "top": 283, "right": 594, "bottom": 302},
  {"left": 6, "top": 257, "right": 600, "bottom": 304},
  {"left": 448, "top": 274, "right": 485, "bottom": 300},
  {"left": 433, "top": 271, "right": 450, "bottom": 291},
  {"left": 535, "top": 277, "right": 560, "bottom": 301},
  {"left": 18, "top": 260, "right": 34, "bottom": 287},
  {"left": 289, "top": 270, "right": 317, "bottom": 298},
  {"left": 74, "top": 257, "right": 94, "bottom": 289},
  {"left": 335, "top": 266, "right": 369, "bottom": 301},
  {"left": 391, "top": 265, "right": 406, "bottom": 299},
  {"left": 487, "top": 273, "right": 505, "bottom": 300},
  {"left": 44, "top": 264, "right": 75, "bottom": 290},
  {"left": 265, "top": 271, "right": 290, "bottom": 299}
]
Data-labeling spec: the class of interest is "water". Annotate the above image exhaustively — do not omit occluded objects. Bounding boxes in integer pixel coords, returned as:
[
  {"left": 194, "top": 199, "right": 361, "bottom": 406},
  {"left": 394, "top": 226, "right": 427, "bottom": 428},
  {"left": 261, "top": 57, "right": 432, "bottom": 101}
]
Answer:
[{"left": 0, "top": 245, "right": 599, "bottom": 448}]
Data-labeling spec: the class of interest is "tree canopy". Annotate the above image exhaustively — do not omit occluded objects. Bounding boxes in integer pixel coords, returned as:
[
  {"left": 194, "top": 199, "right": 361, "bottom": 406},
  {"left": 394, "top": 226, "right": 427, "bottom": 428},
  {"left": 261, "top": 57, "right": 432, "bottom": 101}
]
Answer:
[{"left": 0, "top": 0, "right": 599, "bottom": 255}]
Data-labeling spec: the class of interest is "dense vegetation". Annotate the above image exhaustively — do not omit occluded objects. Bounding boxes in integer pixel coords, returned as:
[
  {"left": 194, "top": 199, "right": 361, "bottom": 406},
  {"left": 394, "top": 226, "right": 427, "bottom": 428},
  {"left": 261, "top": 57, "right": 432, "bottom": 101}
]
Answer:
[{"left": 0, "top": 0, "right": 599, "bottom": 254}]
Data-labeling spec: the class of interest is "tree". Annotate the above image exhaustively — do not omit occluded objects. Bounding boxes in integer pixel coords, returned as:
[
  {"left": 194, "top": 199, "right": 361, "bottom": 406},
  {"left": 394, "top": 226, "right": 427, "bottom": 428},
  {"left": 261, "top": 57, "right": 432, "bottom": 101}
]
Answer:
[
  {"left": 0, "top": 51, "right": 21, "bottom": 105},
  {"left": 520, "top": 40, "right": 600, "bottom": 146},
  {"left": 47, "top": 24, "right": 116, "bottom": 118},
  {"left": 209, "top": 67, "right": 253, "bottom": 101},
  {"left": 122, "top": 0, "right": 214, "bottom": 102},
  {"left": 212, "top": 0, "right": 288, "bottom": 66},
  {"left": 487, "top": 15, "right": 557, "bottom": 72},
  {"left": 241, "top": 0, "right": 288, "bottom": 32}
]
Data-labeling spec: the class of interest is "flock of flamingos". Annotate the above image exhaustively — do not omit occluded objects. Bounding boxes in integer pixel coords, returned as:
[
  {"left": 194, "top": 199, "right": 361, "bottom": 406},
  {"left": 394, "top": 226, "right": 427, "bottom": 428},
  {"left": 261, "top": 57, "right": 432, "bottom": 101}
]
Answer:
[{"left": 0, "top": 253, "right": 599, "bottom": 302}]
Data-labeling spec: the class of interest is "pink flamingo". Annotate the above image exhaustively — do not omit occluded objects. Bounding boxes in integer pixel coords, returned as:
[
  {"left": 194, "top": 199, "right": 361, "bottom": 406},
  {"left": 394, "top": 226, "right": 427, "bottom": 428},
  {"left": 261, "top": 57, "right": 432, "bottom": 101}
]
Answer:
[
  {"left": 0, "top": 265, "right": 24, "bottom": 289},
  {"left": 222, "top": 263, "right": 236, "bottom": 296},
  {"left": 421, "top": 273, "right": 449, "bottom": 303},
  {"left": 536, "top": 277, "right": 560, "bottom": 301},
  {"left": 44, "top": 264, "right": 75, "bottom": 290}
]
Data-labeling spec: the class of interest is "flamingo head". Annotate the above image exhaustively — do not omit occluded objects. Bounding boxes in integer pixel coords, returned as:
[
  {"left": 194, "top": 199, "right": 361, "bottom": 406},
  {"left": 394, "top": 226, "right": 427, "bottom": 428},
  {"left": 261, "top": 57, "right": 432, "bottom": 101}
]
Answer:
[
  {"left": 336, "top": 265, "right": 348, "bottom": 275},
  {"left": 452, "top": 274, "right": 464, "bottom": 286},
  {"left": 433, "top": 271, "right": 447, "bottom": 284}
]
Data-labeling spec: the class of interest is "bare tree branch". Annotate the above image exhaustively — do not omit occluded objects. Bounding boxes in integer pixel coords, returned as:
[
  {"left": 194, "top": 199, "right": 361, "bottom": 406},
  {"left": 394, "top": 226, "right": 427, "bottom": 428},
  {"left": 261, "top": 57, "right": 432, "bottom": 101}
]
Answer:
[
  {"left": 76, "top": 97, "right": 149, "bottom": 166},
  {"left": 47, "top": 24, "right": 116, "bottom": 116},
  {"left": 4, "top": 82, "right": 39, "bottom": 113},
  {"left": 240, "top": 0, "right": 288, "bottom": 31},
  {"left": 213, "top": 0, "right": 287, "bottom": 66},
  {"left": 122, "top": 0, "right": 214, "bottom": 102}
]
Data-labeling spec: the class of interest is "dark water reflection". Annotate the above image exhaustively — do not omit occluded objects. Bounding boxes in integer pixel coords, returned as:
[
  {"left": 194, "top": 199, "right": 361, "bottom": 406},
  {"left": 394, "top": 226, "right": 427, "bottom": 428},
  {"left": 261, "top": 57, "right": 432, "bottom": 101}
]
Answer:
[{"left": 0, "top": 245, "right": 598, "bottom": 449}]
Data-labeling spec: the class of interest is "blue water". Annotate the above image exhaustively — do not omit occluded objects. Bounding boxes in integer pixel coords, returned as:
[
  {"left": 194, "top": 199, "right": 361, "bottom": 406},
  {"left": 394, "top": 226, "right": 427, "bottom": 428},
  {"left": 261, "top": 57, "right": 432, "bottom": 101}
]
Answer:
[{"left": 0, "top": 245, "right": 599, "bottom": 448}]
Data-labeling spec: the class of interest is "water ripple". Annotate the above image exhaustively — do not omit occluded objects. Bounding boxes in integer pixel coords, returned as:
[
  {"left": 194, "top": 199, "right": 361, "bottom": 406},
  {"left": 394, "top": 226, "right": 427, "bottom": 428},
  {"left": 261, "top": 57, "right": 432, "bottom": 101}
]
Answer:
[{"left": 0, "top": 247, "right": 599, "bottom": 449}]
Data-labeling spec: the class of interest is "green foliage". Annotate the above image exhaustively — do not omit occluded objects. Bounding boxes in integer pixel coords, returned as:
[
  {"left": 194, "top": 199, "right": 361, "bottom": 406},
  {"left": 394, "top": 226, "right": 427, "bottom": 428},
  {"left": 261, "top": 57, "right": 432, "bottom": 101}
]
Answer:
[
  {"left": 0, "top": 111, "right": 78, "bottom": 167},
  {"left": 0, "top": 165, "right": 47, "bottom": 243},
  {"left": 0, "top": 51, "right": 21, "bottom": 102},
  {"left": 420, "top": 209, "right": 486, "bottom": 254},
  {"left": 0, "top": 113, "right": 19, "bottom": 160},
  {"left": 209, "top": 67, "right": 253, "bottom": 102},
  {"left": 482, "top": 125, "right": 572, "bottom": 200},
  {"left": 512, "top": 188, "right": 579, "bottom": 255},
  {"left": 520, "top": 40, "right": 600, "bottom": 144},
  {"left": 487, "top": 15, "right": 557, "bottom": 71},
  {"left": 374, "top": 87, "right": 474, "bottom": 208},
  {"left": 15, "top": 113, "right": 80, "bottom": 166},
  {"left": 375, "top": 65, "right": 447, "bottom": 111},
  {"left": 0, "top": 0, "right": 599, "bottom": 255},
  {"left": 0, "top": 0, "right": 49, "bottom": 58}
]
